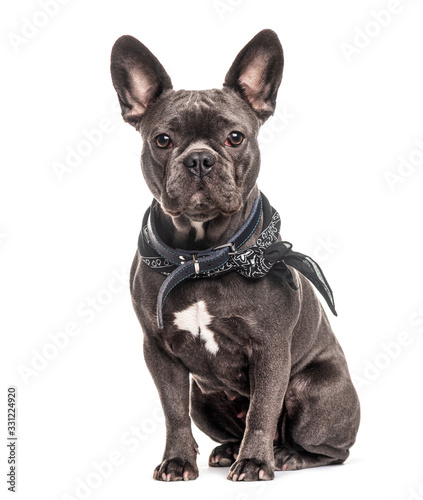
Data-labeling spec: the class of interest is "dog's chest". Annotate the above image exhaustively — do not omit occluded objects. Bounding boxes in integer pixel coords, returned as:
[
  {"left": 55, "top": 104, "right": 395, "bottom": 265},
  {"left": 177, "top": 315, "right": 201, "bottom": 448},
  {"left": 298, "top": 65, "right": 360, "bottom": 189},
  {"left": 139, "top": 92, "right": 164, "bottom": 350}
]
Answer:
[
  {"left": 173, "top": 300, "right": 219, "bottom": 355},
  {"left": 162, "top": 297, "right": 252, "bottom": 393}
]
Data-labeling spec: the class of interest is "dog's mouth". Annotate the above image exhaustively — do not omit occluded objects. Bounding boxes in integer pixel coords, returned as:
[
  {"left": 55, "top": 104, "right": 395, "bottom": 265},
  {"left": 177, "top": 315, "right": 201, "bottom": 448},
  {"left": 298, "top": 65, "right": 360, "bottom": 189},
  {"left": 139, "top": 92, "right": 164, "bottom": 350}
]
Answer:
[
  {"left": 184, "top": 191, "right": 222, "bottom": 221},
  {"left": 162, "top": 178, "right": 243, "bottom": 221}
]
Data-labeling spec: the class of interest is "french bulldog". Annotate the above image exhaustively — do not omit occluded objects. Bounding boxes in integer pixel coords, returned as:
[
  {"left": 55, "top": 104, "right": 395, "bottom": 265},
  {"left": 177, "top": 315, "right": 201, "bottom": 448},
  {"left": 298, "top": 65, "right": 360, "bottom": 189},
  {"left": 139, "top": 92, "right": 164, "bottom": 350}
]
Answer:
[{"left": 110, "top": 29, "right": 360, "bottom": 482}]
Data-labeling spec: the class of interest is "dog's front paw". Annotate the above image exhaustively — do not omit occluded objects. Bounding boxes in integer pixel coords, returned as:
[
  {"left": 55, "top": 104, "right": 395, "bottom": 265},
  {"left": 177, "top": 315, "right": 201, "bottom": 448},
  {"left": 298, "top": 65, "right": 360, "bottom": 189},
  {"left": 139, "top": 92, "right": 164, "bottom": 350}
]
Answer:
[
  {"left": 153, "top": 458, "right": 199, "bottom": 482},
  {"left": 227, "top": 458, "right": 274, "bottom": 482}
]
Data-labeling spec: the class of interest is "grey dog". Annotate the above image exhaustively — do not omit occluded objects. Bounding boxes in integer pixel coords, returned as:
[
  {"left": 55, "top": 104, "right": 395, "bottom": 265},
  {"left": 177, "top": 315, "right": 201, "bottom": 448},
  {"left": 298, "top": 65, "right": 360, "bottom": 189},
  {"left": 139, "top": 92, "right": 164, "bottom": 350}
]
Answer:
[{"left": 110, "top": 29, "right": 360, "bottom": 482}]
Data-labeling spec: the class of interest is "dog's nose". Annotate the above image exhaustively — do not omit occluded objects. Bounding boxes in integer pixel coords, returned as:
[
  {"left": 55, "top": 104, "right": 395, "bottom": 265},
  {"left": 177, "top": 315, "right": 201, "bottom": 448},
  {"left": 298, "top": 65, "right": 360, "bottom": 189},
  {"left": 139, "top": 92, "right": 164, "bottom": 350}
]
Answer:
[{"left": 183, "top": 151, "right": 216, "bottom": 177}]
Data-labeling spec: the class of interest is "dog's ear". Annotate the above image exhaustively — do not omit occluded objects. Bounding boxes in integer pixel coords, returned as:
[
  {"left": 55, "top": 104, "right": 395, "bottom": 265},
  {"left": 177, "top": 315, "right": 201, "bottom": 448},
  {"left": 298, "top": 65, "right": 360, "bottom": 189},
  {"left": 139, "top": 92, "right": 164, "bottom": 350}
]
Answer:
[
  {"left": 224, "top": 29, "right": 283, "bottom": 122},
  {"left": 110, "top": 35, "right": 172, "bottom": 128}
]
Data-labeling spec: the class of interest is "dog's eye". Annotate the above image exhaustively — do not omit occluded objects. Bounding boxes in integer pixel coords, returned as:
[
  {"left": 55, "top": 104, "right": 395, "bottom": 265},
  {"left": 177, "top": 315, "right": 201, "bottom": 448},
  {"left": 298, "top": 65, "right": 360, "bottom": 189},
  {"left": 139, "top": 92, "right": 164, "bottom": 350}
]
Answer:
[
  {"left": 155, "top": 134, "right": 173, "bottom": 149},
  {"left": 225, "top": 131, "right": 244, "bottom": 147}
]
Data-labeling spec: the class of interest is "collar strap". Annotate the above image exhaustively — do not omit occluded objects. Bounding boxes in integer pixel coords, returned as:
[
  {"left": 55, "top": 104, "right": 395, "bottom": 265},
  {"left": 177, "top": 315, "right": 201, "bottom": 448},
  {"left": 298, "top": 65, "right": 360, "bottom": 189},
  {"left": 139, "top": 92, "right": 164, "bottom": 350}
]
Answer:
[
  {"left": 141, "top": 193, "right": 263, "bottom": 328},
  {"left": 138, "top": 192, "right": 337, "bottom": 329},
  {"left": 147, "top": 193, "right": 262, "bottom": 267}
]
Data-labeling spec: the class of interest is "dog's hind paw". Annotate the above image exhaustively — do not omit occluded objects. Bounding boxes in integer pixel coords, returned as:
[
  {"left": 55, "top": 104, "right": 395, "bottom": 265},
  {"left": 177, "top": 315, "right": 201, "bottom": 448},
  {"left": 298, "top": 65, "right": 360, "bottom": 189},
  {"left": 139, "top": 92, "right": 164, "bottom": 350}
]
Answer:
[
  {"left": 209, "top": 442, "right": 240, "bottom": 467},
  {"left": 274, "top": 445, "right": 344, "bottom": 471}
]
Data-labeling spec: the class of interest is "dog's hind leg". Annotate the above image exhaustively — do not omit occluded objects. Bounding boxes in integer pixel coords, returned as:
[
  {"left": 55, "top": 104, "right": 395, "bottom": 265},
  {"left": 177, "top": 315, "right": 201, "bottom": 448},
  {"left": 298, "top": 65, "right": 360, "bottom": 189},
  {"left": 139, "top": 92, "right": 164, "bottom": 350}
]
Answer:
[
  {"left": 275, "top": 358, "right": 360, "bottom": 471},
  {"left": 274, "top": 443, "right": 345, "bottom": 470},
  {"left": 190, "top": 379, "right": 245, "bottom": 467}
]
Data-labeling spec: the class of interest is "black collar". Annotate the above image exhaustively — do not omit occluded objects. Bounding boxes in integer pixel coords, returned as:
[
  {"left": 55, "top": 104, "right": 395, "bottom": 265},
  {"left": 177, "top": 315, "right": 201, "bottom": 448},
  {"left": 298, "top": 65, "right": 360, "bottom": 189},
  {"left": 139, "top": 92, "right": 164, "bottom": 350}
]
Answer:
[{"left": 139, "top": 192, "right": 337, "bottom": 328}]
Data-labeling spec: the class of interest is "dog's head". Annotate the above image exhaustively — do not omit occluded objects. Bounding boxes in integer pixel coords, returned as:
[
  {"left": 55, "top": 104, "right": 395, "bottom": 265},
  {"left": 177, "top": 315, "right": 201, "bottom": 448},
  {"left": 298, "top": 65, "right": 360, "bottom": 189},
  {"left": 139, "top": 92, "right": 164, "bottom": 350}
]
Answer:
[{"left": 111, "top": 30, "right": 283, "bottom": 222}]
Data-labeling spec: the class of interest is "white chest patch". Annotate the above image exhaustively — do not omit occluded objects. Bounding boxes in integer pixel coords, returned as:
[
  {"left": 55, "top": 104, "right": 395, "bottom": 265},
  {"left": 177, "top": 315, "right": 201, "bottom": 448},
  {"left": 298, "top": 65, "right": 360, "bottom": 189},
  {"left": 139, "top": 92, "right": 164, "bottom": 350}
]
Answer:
[
  {"left": 191, "top": 221, "right": 205, "bottom": 241},
  {"left": 173, "top": 301, "right": 219, "bottom": 354}
]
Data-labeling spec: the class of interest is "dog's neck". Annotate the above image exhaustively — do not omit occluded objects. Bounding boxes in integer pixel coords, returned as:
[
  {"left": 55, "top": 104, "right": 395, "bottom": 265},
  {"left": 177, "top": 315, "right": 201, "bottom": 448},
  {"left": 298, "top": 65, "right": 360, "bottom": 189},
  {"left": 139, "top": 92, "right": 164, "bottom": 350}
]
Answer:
[{"left": 154, "top": 186, "right": 262, "bottom": 251}]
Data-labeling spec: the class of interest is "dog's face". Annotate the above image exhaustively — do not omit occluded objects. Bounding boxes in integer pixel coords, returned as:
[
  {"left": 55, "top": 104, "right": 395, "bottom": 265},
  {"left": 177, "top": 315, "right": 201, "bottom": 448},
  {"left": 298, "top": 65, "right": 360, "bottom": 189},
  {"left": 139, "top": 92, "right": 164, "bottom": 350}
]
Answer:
[
  {"left": 138, "top": 88, "right": 260, "bottom": 222},
  {"left": 111, "top": 30, "right": 283, "bottom": 222}
]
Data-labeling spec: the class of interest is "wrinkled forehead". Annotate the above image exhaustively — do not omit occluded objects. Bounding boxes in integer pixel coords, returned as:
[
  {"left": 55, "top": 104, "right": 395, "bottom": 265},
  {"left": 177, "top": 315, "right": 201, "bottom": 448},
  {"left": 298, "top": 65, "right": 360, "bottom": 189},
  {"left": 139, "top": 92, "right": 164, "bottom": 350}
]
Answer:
[{"left": 142, "top": 89, "right": 258, "bottom": 139}]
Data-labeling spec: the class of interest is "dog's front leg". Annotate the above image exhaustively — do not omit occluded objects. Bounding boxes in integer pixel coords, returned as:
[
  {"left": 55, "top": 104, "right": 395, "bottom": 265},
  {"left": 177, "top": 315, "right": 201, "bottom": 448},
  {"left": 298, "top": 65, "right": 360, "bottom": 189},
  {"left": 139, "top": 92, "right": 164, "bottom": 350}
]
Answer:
[
  {"left": 143, "top": 335, "right": 199, "bottom": 481},
  {"left": 228, "top": 341, "right": 291, "bottom": 482}
]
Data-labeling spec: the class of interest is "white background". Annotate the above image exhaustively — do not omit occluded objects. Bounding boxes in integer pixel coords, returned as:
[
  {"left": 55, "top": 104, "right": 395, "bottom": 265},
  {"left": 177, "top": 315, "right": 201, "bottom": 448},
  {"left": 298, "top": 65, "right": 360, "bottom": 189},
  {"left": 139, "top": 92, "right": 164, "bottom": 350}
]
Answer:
[{"left": 2, "top": 0, "right": 423, "bottom": 499}]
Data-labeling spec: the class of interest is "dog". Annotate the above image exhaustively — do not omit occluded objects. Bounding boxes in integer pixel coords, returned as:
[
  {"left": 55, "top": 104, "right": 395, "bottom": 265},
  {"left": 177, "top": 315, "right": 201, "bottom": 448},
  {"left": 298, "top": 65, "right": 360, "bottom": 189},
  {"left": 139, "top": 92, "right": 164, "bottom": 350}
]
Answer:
[{"left": 110, "top": 29, "right": 360, "bottom": 482}]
